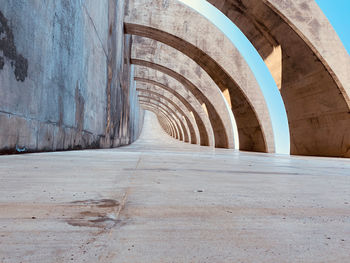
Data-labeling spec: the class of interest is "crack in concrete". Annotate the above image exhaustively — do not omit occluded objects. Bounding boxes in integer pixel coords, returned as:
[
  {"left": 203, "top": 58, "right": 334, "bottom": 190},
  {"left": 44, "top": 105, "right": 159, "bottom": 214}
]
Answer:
[
  {"left": 97, "top": 154, "right": 143, "bottom": 262},
  {"left": 81, "top": 3, "right": 108, "bottom": 59}
]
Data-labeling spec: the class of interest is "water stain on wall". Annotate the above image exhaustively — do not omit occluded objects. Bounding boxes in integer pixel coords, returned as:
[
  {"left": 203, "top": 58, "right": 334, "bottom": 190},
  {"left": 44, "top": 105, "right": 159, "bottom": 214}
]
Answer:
[{"left": 0, "top": 10, "right": 28, "bottom": 82}]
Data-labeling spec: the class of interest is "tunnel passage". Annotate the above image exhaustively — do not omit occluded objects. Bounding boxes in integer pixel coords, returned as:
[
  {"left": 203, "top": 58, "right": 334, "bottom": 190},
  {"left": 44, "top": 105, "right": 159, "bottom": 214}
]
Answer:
[
  {"left": 132, "top": 59, "right": 231, "bottom": 148},
  {"left": 139, "top": 100, "right": 184, "bottom": 140},
  {"left": 137, "top": 84, "right": 199, "bottom": 144},
  {"left": 135, "top": 76, "right": 212, "bottom": 146},
  {"left": 138, "top": 95, "right": 189, "bottom": 142},
  {"left": 1, "top": 0, "right": 349, "bottom": 158},
  {"left": 125, "top": 0, "right": 276, "bottom": 153}
]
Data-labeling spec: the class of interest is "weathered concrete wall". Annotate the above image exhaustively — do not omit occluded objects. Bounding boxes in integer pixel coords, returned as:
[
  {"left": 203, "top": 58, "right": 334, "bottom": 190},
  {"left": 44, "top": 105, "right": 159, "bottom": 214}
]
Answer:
[{"left": 0, "top": 0, "right": 143, "bottom": 154}]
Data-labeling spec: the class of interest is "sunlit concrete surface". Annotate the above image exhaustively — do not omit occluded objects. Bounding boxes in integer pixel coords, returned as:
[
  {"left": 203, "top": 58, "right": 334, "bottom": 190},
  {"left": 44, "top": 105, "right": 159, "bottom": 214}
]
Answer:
[{"left": 0, "top": 111, "right": 350, "bottom": 262}]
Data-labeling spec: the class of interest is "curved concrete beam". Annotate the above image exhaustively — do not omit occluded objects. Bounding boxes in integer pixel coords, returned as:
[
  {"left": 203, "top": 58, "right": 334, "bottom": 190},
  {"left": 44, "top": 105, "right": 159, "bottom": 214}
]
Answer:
[
  {"left": 157, "top": 115, "right": 173, "bottom": 137},
  {"left": 156, "top": 110, "right": 177, "bottom": 138},
  {"left": 134, "top": 66, "right": 215, "bottom": 147},
  {"left": 132, "top": 38, "right": 225, "bottom": 148},
  {"left": 138, "top": 87, "right": 198, "bottom": 144},
  {"left": 207, "top": 0, "right": 350, "bottom": 157},
  {"left": 125, "top": 0, "right": 275, "bottom": 152},
  {"left": 141, "top": 105, "right": 177, "bottom": 138},
  {"left": 141, "top": 102, "right": 184, "bottom": 141},
  {"left": 139, "top": 96, "right": 189, "bottom": 142},
  {"left": 146, "top": 108, "right": 172, "bottom": 136},
  {"left": 140, "top": 102, "right": 182, "bottom": 140},
  {"left": 135, "top": 76, "right": 213, "bottom": 147},
  {"left": 137, "top": 83, "right": 199, "bottom": 145},
  {"left": 133, "top": 59, "right": 231, "bottom": 149},
  {"left": 143, "top": 106, "right": 176, "bottom": 138},
  {"left": 140, "top": 100, "right": 185, "bottom": 141},
  {"left": 150, "top": 107, "right": 176, "bottom": 138}
]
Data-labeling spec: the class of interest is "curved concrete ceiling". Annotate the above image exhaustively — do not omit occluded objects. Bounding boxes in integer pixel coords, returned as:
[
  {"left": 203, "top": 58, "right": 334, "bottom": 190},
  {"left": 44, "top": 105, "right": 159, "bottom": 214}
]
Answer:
[
  {"left": 132, "top": 37, "right": 223, "bottom": 148},
  {"left": 145, "top": 106, "right": 178, "bottom": 139},
  {"left": 133, "top": 59, "right": 232, "bottom": 149},
  {"left": 157, "top": 115, "right": 175, "bottom": 137},
  {"left": 139, "top": 99, "right": 187, "bottom": 142},
  {"left": 206, "top": 0, "right": 350, "bottom": 157},
  {"left": 142, "top": 106, "right": 173, "bottom": 136},
  {"left": 140, "top": 104, "right": 179, "bottom": 139},
  {"left": 125, "top": 0, "right": 275, "bottom": 152},
  {"left": 138, "top": 95, "right": 191, "bottom": 142},
  {"left": 136, "top": 77, "right": 213, "bottom": 147},
  {"left": 134, "top": 69, "right": 214, "bottom": 146},
  {"left": 138, "top": 87, "right": 199, "bottom": 144},
  {"left": 139, "top": 100, "right": 184, "bottom": 141},
  {"left": 139, "top": 86, "right": 200, "bottom": 145}
]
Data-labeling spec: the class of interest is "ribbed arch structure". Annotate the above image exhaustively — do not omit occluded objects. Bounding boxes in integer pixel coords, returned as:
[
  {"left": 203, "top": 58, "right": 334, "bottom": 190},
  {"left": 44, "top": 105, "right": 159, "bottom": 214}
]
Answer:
[
  {"left": 139, "top": 99, "right": 186, "bottom": 141},
  {"left": 205, "top": 0, "right": 350, "bottom": 157},
  {"left": 134, "top": 59, "right": 232, "bottom": 149},
  {"left": 137, "top": 85, "right": 199, "bottom": 144},
  {"left": 125, "top": 0, "right": 350, "bottom": 157},
  {"left": 135, "top": 76, "right": 214, "bottom": 147},
  {"left": 140, "top": 104, "right": 180, "bottom": 139},
  {"left": 125, "top": 0, "right": 275, "bottom": 152},
  {"left": 138, "top": 96, "right": 190, "bottom": 142}
]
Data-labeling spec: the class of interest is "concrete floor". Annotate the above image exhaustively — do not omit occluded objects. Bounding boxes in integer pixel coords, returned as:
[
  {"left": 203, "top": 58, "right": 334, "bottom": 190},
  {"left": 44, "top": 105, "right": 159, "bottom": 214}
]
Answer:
[{"left": 1, "top": 111, "right": 350, "bottom": 262}]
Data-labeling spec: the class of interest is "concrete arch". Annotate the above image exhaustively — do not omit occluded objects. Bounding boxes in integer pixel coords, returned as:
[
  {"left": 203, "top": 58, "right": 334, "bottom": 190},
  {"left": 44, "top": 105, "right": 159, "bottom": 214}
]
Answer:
[
  {"left": 151, "top": 108, "right": 177, "bottom": 138},
  {"left": 140, "top": 101, "right": 185, "bottom": 141},
  {"left": 131, "top": 37, "right": 226, "bottom": 148},
  {"left": 207, "top": 0, "right": 350, "bottom": 157},
  {"left": 138, "top": 95, "right": 190, "bottom": 143},
  {"left": 142, "top": 105, "right": 177, "bottom": 138},
  {"left": 135, "top": 76, "right": 213, "bottom": 147},
  {"left": 134, "top": 66, "right": 215, "bottom": 147},
  {"left": 137, "top": 87, "right": 198, "bottom": 144},
  {"left": 140, "top": 101, "right": 183, "bottom": 141},
  {"left": 140, "top": 99, "right": 185, "bottom": 142},
  {"left": 157, "top": 115, "right": 173, "bottom": 137},
  {"left": 137, "top": 83, "right": 200, "bottom": 145},
  {"left": 133, "top": 59, "right": 232, "bottom": 149},
  {"left": 146, "top": 108, "right": 172, "bottom": 136},
  {"left": 141, "top": 105, "right": 178, "bottom": 138},
  {"left": 125, "top": 0, "right": 275, "bottom": 153},
  {"left": 156, "top": 110, "right": 177, "bottom": 139}
]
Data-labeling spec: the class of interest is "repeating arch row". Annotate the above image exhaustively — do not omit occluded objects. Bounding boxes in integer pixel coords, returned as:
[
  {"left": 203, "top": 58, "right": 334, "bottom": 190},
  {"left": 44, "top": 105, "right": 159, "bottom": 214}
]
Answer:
[{"left": 125, "top": 0, "right": 350, "bottom": 157}]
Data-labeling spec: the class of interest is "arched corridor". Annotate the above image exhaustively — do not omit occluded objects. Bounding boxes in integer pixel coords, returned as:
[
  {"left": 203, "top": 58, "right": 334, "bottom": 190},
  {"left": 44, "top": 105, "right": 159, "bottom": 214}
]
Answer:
[{"left": 1, "top": 0, "right": 350, "bottom": 261}]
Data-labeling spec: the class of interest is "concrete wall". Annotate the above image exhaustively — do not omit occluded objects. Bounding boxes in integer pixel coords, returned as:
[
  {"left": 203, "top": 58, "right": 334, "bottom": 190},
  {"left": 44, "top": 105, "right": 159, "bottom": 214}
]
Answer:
[{"left": 0, "top": 0, "right": 143, "bottom": 154}]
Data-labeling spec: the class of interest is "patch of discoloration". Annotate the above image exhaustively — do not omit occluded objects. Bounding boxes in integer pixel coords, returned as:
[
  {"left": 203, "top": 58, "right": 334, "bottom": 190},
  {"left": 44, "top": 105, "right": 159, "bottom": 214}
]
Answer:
[
  {"left": 0, "top": 10, "right": 28, "bottom": 81},
  {"left": 67, "top": 212, "right": 120, "bottom": 229},
  {"left": 162, "top": 0, "right": 169, "bottom": 9},
  {"left": 299, "top": 2, "right": 310, "bottom": 11},
  {"left": 309, "top": 18, "right": 321, "bottom": 37},
  {"left": 0, "top": 56, "right": 4, "bottom": 69},
  {"left": 75, "top": 82, "right": 85, "bottom": 131},
  {"left": 67, "top": 199, "right": 121, "bottom": 229},
  {"left": 71, "top": 199, "right": 120, "bottom": 208}
]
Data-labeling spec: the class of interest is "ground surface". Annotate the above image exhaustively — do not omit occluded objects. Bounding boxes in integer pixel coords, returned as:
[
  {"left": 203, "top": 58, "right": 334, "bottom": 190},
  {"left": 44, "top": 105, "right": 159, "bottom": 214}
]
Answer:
[{"left": 0, "top": 111, "right": 350, "bottom": 262}]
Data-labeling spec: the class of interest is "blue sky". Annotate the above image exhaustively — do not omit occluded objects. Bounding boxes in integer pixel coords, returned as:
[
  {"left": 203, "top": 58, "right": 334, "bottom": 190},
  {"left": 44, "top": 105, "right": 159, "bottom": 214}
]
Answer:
[
  {"left": 179, "top": 0, "right": 350, "bottom": 154},
  {"left": 316, "top": 0, "right": 350, "bottom": 54}
]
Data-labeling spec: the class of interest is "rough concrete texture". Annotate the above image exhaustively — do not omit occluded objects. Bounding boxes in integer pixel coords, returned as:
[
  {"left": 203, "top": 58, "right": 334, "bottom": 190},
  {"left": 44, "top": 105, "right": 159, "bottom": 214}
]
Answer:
[
  {"left": 134, "top": 65, "right": 215, "bottom": 147},
  {"left": 132, "top": 36, "right": 230, "bottom": 149},
  {"left": 141, "top": 103, "right": 182, "bottom": 140},
  {"left": 207, "top": 0, "right": 350, "bottom": 157},
  {"left": 1, "top": 111, "right": 350, "bottom": 262},
  {"left": 139, "top": 96, "right": 188, "bottom": 142},
  {"left": 125, "top": 0, "right": 275, "bottom": 153},
  {"left": 0, "top": 0, "right": 143, "bottom": 154},
  {"left": 137, "top": 83, "right": 200, "bottom": 145}
]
